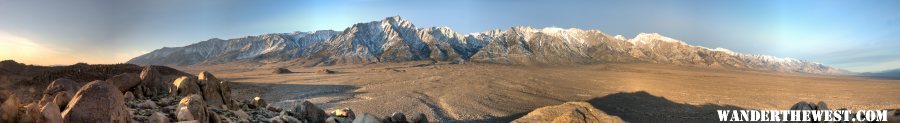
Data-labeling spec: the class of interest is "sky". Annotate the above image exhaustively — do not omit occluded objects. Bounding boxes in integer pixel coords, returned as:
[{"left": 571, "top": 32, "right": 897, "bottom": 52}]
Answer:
[{"left": 0, "top": 0, "right": 898, "bottom": 72}]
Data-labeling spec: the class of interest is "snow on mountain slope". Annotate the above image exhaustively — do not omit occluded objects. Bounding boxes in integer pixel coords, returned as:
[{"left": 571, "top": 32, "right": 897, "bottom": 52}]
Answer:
[{"left": 128, "top": 16, "right": 849, "bottom": 75}]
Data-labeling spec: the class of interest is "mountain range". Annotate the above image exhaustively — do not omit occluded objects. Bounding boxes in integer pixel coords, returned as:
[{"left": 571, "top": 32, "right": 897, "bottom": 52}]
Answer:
[{"left": 127, "top": 16, "right": 849, "bottom": 75}]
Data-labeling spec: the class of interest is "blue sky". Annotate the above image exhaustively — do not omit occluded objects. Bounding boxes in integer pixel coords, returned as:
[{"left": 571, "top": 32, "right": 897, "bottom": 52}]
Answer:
[{"left": 0, "top": 0, "right": 898, "bottom": 72}]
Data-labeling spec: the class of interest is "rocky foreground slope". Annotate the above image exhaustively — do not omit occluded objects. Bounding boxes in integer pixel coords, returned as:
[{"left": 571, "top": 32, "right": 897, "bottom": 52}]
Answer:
[
  {"left": 0, "top": 61, "right": 630, "bottom": 123},
  {"left": 128, "top": 16, "right": 848, "bottom": 75}
]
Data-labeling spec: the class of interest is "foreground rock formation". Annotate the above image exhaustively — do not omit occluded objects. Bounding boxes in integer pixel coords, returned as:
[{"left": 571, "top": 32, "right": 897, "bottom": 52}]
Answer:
[
  {"left": 0, "top": 62, "right": 449, "bottom": 123},
  {"left": 513, "top": 102, "right": 623, "bottom": 123},
  {"left": 0, "top": 60, "right": 190, "bottom": 102}
]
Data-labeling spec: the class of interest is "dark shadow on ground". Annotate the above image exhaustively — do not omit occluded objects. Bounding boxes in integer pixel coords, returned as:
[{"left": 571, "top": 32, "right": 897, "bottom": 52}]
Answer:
[
  {"left": 587, "top": 91, "right": 746, "bottom": 123},
  {"left": 456, "top": 91, "right": 747, "bottom": 123},
  {"left": 858, "top": 75, "right": 900, "bottom": 80}
]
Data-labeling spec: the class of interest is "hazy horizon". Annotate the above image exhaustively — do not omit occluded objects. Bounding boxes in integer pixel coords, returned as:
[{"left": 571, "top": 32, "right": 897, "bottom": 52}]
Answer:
[{"left": 1, "top": 0, "right": 899, "bottom": 72}]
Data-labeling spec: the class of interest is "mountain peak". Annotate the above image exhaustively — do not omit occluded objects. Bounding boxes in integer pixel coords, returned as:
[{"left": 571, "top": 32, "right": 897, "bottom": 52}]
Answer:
[
  {"left": 629, "top": 33, "right": 684, "bottom": 44},
  {"left": 385, "top": 15, "right": 403, "bottom": 21},
  {"left": 380, "top": 15, "right": 415, "bottom": 29}
]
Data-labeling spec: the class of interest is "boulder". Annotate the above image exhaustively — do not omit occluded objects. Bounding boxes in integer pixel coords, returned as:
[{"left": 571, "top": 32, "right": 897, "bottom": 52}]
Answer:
[
  {"left": 172, "top": 76, "right": 202, "bottom": 97},
  {"left": 512, "top": 102, "right": 623, "bottom": 123},
  {"left": 251, "top": 97, "right": 267, "bottom": 109},
  {"left": 39, "top": 78, "right": 80, "bottom": 108},
  {"left": 22, "top": 102, "right": 41, "bottom": 122},
  {"left": 385, "top": 112, "right": 406, "bottom": 123},
  {"left": 352, "top": 113, "right": 383, "bottom": 123},
  {"left": 408, "top": 113, "right": 427, "bottom": 123},
  {"left": 201, "top": 80, "right": 225, "bottom": 108},
  {"left": 149, "top": 112, "right": 170, "bottom": 123},
  {"left": 1, "top": 94, "right": 18, "bottom": 122},
  {"left": 789, "top": 101, "right": 816, "bottom": 110},
  {"left": 61, "top": 80, "right": 130, "bottom": 123},
  {"left": 140, "top": 66, "right": 171, "bottom": 97},
  {"left": 331, "top": 108, "right": 355, "bottom": 118},
  {"left": 51, "top": 92, "right": 72, "bottom": 110},
  {"left": 326, "top": 116, "right": 354, "bottom": 123},
  {"left": 40, "top": 103, "right": 63, "bottom": 123},
  {"left": 815, "top": 101, "right": 828, "bottom": 110},
  {"left": 273, "top": 68, "right": 292, "bottom": 74},
  {"left": 106, "top": 73, "right": 142, "bottom": 93},
  {"left": 198, "top": 71, "right": 218, "bottom": 83},
  {"left": 176, "top": 94, "right": 208, "bottom": 123},
  {"left": 233, "top": 110, "right": 250, "bottom": 121},
  {"left": 231, "top": 100, "right": 242, "bottom": 110},
  {"left": 284, "top": 100, "right": 328, "bottom": 123},
  {"left": 44, "top": 78, "right": 80, "bottom": 96},
  {"left": 888, "top": 110, "right": 900, "bottom": 123},
  {"left": 317, "top": 69, "right": 335, "bottom": 74},
  {"left": 37, "top": 94, "right": 54, "bottom": 108},
  {"left": 267, "top": 105, "right": 283, "bottom": 113},
  {"left": 198, "top": 72, "right": 226, "bottom": 108},
  {"left": 271, "top": 111, "right": 302, "bottom": 123},
  {"left": 124, "top": 91, "right": 135, "bottom": 102},
  {"left": 208, "top": 110, "right": 222, "bottom": 123},
  {"left": 219, "top": 81, "right": 236, "bottom": 109},
  {"left": 138, "top": 100, "right": 159, "bottom": 109},
  {"left": 134, "top": 86, "right": 146, "bottom": 99}
]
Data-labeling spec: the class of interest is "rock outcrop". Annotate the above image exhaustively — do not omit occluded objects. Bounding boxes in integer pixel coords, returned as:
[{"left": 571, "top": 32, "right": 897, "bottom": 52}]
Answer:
[
  {"left": 352, "top": 113, "right": 383, "bottom": 123},
  {"left": 139, "top": 66, "right": 171, "bottom": 98},
  {"left": 384, "top": 112, "right": 407, "bottom": 123},
  {"left": 172, "top": 76, "right": 202, "bottom": 97},
  {"left": 512, "top": 102, "right": 623, "bottom": 123},
  {"left": 40, "top": 103, "right": 63, "bottom": 123},
  {"left": 273, "top": 68, "right": 292, "bottom": 74},
  {"left": 43, "top": 78, "right": 80, "bottom": 98},
  {"left": 61, "top": 80, "right": 130, "bottom": 123},
  {"left": 50, "top": 92, "right": 72, "bottom": 110},
  {"left": 22, "top": 102, "right": 41, "bottom": 122},
  {"left": 176, "top": 94, "right": 208, "bottom": 123},
  {"left": 36, "top": 78, "right": 80, "bottom": 113},
  {"left": 219, "top": 80, "right": 236, "bottom": 109},
  {"left": 123, "top": 91, "right": 135, "bottom": 102},
  {"left": 331, "top": 108, "right": 354, "bottom": 118},
  {"left": 789, "top": 101, "right": 819, "bottom": 110},
  {"left": 251, "top": 97, "right": 267, "bottom": 108},
  {"left": 282, "top": 100, "right": 328, "bottom": 123},
  {"left": 198, "top": 71, "right": 227, "bottom": 108}
]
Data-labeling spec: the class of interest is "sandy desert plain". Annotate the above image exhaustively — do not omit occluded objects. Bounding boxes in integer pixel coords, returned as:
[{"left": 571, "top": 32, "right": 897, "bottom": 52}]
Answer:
[{"left": 175, "top": 61, "right": 900, "bottom": 122}]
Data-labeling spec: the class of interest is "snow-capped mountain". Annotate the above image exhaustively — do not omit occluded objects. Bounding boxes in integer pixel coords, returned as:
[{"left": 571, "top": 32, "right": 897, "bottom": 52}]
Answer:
[{"left": 127, "top": 16, "right": 849, "bottom": 75}]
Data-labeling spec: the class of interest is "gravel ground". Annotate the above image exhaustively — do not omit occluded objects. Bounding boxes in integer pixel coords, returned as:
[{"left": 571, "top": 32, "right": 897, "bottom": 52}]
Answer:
[{"left": 178, "top": 62, "right": 900, "bottom": 122}]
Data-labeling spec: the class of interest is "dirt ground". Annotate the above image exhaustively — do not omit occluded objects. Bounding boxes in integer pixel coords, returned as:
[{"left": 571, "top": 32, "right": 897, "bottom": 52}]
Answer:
[{"left": 178, "top": 62, "right": 900, "bottom": 122}]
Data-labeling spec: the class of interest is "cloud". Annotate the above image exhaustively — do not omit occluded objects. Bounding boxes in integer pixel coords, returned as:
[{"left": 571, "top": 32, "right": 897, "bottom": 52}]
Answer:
[{"left": 0, "top": 31, "right": 74, "bottom": 65}]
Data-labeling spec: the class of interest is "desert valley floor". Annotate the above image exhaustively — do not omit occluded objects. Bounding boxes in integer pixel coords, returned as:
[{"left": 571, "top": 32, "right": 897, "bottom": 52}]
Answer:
[{"left": 177, "top": 62, "right": 900, "bottom": 122}]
